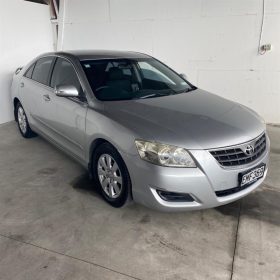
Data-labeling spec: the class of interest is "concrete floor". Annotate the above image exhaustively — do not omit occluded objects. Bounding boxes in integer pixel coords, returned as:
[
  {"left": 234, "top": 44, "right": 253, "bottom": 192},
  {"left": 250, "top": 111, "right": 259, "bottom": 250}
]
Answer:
[{"left": 0, "top": 122, "right": 279, "bottom": 280}]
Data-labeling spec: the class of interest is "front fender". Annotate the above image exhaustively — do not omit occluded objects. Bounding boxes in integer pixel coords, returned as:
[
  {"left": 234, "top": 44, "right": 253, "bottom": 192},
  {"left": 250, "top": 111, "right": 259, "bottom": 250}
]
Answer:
[{"left": 85, "top": 108, "right": 139, "bottom": 166}]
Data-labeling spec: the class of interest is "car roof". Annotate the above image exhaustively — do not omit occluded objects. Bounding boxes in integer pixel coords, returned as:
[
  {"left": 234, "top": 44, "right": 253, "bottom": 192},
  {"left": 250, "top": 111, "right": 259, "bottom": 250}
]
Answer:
[{"left": 48, "top": 50, "right": 151, "bottom": 60}]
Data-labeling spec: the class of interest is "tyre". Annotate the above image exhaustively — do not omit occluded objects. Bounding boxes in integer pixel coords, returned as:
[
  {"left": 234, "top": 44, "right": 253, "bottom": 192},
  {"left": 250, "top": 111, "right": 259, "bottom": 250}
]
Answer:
[
  {"left": 16, "top": 102, "right": 36, "bottom": 138},
  {"left": 92, "top": 142, "right": 131, "bottom": 207}
]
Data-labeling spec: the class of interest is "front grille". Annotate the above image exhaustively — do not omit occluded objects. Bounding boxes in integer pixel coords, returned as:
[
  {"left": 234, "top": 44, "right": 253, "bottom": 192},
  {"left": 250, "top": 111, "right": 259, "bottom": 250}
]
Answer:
[{"left": 210, "top": 133, "right": 266, "bottom": 167}]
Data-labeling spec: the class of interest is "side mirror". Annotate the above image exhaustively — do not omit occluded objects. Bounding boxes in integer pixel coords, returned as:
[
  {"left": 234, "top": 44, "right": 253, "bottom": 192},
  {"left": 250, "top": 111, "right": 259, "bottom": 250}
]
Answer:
[
  {"left": 180, "top": 73, "right": 188, "bottom": 80},
  {"left": 54, "top": 85, "right": 79, "bottom": 97}
]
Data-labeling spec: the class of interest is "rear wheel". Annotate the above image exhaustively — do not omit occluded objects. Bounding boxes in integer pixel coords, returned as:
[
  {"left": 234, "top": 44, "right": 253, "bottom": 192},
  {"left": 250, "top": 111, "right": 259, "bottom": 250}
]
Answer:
[
  {"left": 92, "top": 142, "right": 131, "bottom": 207},
  {"left": 16, "top": 102, "right": 36, "bottom": 138}
]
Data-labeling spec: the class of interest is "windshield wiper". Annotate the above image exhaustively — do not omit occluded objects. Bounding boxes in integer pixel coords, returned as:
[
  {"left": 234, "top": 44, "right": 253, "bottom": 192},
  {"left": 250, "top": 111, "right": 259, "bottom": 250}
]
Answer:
[
  {"left": 134, "top": 87, "right": 196, "bottom": 100},
  {"left": 138, "top": 92, "right": 172, "bottom": 99},
  {"left": 175, "top": 87, "right": 197, "bottom": 94}
]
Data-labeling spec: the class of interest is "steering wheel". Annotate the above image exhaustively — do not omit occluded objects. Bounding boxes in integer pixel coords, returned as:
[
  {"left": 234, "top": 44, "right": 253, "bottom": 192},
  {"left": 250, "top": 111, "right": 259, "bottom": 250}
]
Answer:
[{"left": 95, "top": 86, "right": 110, "bottom": 93}]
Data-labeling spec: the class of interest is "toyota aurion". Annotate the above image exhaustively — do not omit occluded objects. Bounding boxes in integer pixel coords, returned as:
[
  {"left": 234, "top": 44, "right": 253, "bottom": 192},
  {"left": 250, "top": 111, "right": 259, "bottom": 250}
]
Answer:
[{"left": 11, "top": 50, "right": 270, "bottom": 211}]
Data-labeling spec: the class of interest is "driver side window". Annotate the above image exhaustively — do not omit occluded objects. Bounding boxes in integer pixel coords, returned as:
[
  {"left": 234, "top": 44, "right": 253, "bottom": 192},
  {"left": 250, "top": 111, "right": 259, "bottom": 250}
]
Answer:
[{"left": 51, "top": 57, "right": 84, "bottom": 100}]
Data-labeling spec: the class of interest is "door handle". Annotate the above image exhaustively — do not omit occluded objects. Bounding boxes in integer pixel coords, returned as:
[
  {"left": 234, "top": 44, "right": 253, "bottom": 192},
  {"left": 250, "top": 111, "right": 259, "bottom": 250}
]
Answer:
[
  {"left": 43, "top": 94, "right": 51, "bottom": 102},
  {"left": 20, "top": 82, "right": 24, "bottom": 88}
]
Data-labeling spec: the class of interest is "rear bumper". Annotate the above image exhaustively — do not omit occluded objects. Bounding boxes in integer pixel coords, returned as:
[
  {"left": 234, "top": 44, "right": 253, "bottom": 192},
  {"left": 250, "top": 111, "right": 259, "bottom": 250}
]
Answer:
[{"left": 124, "top": 136, "right": 270, "bottom": 212}]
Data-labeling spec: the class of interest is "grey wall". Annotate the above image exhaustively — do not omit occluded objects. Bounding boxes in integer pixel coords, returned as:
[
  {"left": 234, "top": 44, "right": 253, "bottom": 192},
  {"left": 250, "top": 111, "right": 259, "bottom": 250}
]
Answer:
[
  {"left": 58, "top": 0, "right": 280, "bottom": 123},
  {"left": 0, "top": 0, "right": 53, "bottom": 124}
]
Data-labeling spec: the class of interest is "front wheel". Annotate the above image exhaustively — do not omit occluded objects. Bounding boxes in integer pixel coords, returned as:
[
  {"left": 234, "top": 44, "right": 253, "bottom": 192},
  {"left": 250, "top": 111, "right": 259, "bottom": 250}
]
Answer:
[
  {"left": 16, "top": 102, "right": 36, "bottom": 138},
  {"left": 92, "top": 143, "right": 131, "bottom": 207}
]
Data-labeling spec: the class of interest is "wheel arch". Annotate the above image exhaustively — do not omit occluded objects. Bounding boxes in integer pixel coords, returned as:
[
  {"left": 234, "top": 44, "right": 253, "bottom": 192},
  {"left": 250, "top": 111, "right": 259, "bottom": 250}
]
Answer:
[
  {"left": 88, "top": 137, "right": 133, "bottom": 201},
  {"left": 88, "top": 138, "right": 111, "bottom": 178}
]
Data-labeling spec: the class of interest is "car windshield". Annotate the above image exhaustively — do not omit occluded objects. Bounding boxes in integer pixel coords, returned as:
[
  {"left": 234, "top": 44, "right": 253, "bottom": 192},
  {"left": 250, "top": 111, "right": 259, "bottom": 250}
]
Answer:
[{"left": 81, "top": 58, "right": 195, "bottom": 101}]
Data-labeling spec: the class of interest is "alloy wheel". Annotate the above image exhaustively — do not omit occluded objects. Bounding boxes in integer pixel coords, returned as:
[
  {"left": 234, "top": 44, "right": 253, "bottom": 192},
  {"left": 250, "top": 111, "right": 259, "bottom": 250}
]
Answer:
[
  {"left": 97, "top": 154, "right": 123, "bottom": 198},
  {"left": 18, "top": 107, "right": 27, "bottom": 134}
]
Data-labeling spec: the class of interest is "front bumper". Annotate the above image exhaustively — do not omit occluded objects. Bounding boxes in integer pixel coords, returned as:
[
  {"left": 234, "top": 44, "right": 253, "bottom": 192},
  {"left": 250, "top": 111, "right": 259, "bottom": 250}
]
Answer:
[{"left": 124, "top": 136, "right": 270, "bottom": 212}]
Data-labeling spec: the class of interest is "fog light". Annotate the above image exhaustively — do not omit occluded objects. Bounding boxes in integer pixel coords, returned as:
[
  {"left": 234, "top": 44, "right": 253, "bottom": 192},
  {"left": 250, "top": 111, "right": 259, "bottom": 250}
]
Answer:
[{"left": 157, "top": 190, "right": 194, "bottom": 202}]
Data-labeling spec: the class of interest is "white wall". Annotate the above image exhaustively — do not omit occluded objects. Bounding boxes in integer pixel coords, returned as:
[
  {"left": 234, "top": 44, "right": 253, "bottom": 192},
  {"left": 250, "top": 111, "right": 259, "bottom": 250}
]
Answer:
[
  {"left": 0, "top": 0, "right": 53, "bottom": 124},
  {"left": 58, "top": 0, "right": 280, "bottom": 123}
]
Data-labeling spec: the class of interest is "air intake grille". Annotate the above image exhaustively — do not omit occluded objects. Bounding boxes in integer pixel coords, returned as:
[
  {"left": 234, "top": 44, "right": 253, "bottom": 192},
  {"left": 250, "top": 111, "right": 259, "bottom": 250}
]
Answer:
[{"left": 210, "top": 133, "right": 266, "bottom": 167}]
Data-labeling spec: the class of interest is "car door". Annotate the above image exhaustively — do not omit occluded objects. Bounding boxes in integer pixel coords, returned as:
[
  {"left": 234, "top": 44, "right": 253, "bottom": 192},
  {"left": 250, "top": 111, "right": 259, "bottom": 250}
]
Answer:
[
  {"left": 47, "top": 57, "right": 88, "bottom": 161},
  {"left": 19, "top": 57, "right": 55, "bottom": 131}
]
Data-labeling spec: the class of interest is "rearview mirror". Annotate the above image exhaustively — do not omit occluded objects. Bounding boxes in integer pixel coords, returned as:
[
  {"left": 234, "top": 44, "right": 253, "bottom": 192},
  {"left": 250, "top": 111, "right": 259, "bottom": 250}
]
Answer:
[
  {"left": 54, "top": 85, "right": 79, "bottom": 97},
  {"left": 180, "top": 73, "right": 188, "bottom": 80}
]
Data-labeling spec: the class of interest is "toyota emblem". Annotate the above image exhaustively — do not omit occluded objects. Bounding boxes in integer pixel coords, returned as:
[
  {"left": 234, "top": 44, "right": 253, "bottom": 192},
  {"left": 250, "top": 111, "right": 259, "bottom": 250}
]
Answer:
[{"left": 245, "top": 144, "right": 254, "bottom": 155}]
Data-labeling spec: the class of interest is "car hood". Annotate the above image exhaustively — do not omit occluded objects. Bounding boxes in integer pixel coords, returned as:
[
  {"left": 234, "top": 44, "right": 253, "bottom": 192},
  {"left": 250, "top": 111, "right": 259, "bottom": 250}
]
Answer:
[{"left": 102, "top": 89, "right": 265, "bottom": 149}]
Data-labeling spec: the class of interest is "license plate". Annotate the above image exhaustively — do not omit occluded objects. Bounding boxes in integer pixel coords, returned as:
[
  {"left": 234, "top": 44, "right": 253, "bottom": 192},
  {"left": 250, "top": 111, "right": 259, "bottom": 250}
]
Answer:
[{"left": 239, "top": 164, "right": 266, "bottom": 187}]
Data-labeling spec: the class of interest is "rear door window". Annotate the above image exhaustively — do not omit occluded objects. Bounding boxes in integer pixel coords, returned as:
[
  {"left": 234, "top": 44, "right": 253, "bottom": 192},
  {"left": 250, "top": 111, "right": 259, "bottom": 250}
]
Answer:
[{"left": 32, "top": 57, "right": 54, "bottom": 85}]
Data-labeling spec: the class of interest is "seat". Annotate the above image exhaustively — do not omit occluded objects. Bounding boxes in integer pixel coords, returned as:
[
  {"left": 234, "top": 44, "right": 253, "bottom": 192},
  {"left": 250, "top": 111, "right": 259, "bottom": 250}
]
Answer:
[{"left": 106, "top": 67, "right": 131, "bottom": 92}]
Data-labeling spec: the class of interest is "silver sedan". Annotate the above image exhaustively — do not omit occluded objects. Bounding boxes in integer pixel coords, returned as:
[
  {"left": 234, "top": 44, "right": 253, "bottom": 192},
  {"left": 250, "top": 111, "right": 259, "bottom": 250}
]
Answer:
[{"left": 11, "top": 50, "right": 270, "bottom": 211}]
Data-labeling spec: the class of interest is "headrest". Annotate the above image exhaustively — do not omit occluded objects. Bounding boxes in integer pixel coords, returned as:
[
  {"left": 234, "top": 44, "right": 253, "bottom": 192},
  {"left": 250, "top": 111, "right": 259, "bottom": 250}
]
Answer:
[{"left": 108, "top": 67, "right": 123, "bottom": 80}]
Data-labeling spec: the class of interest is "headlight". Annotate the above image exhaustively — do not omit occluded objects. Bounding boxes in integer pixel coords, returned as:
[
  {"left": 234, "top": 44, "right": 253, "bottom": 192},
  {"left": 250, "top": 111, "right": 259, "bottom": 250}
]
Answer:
[{"left": 135, "top": 140, "right": 196, "bottom": 167}]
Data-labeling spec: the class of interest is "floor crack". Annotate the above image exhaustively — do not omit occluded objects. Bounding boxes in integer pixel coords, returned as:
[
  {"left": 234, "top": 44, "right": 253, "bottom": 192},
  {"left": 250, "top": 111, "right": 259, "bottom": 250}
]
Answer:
[{"left": 230, "top": 200, "right": 242, "bottom": 280}]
